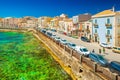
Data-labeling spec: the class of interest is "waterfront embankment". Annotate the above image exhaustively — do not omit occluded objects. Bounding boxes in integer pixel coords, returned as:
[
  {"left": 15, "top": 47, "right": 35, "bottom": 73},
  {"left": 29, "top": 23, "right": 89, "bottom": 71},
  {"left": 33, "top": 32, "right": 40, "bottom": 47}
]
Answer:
[{"left": 33, "top": 31, "right": 78, "bottom": 80}]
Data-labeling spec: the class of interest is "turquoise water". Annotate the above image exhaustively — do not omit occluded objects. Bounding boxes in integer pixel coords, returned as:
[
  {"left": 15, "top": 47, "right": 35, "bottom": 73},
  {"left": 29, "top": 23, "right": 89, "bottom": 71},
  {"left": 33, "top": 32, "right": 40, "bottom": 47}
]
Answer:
[
  {"left": 0, "top": 32, "right": 24, "bottom": 44},
  {"left": 0, "top": 32, "right": 72, "bottom": 80}
]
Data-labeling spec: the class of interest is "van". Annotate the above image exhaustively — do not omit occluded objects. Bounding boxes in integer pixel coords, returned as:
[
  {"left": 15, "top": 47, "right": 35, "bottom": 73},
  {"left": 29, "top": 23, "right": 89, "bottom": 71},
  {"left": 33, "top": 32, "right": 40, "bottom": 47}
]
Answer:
[
  {"left": 109, "top": 61, "right": 120, "bottom": 75},
  {"left": 89, "top": 53, "right": 108, "bottom": 67}
]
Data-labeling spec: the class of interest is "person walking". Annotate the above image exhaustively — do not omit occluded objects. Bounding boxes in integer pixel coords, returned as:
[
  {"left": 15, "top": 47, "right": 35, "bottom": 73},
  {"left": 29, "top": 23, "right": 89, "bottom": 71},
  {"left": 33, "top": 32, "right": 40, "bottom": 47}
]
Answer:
[
  {"left": 99, "top": 48, "right": 101, "bottom": 54},
  {"left": 92, "top": 49, "right": 95, "bottom": 53},
  {"left": 103, "top": 48, "right": 105, "bottom": 54}
]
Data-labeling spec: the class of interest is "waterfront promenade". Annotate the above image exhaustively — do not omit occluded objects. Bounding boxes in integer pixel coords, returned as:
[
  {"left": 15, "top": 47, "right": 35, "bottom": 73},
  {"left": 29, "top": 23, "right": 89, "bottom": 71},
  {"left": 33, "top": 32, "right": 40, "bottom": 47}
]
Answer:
[
  {"left": 1, "top": 28, "right": 120, "bottom": 80},
  {"left": 50, "top": 31, "right": 120, "bottom": 62}
]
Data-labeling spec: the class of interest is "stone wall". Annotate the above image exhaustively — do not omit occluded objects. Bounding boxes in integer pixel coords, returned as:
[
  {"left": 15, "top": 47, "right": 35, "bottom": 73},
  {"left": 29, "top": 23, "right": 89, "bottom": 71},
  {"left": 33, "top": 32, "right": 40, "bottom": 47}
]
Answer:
[{"left": 39, "top": 30, "right": 120, "bottom": 80}]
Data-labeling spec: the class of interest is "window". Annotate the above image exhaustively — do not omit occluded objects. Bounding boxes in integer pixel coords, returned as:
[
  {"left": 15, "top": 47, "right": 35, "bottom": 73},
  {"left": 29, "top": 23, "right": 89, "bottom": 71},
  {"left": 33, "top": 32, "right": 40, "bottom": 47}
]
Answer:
[
  {"left": 107, "top": 30, "right": 110, "bottom": 34},
  {"left": 87, "top": 26, "right": 89, "bottom": 30},
  {"left": 95, "top": 29, "right": 97, "bottom": 33},
  {"left": 107, "top": 18, "right": 110, "bottom": 24},
  {"left": 95, "top": 19, "right": 97, "bottom": 24}
]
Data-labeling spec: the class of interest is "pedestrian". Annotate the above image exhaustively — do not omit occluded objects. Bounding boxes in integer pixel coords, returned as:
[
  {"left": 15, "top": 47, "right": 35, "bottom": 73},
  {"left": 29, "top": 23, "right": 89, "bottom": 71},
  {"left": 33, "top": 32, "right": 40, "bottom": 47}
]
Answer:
[
  {"left": 103, "top": 48, "right": 105, "bottom": 54},
  {"left": 92, "top": 49, "right": 95, "bottom": 53},
  {"left": 99, "top": 48, "right": 101, "bottom": 54}
]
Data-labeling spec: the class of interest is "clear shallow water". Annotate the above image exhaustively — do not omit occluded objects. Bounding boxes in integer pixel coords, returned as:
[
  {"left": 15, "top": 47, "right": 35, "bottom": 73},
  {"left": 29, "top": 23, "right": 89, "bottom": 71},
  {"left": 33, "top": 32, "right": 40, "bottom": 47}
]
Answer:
[
  {"left": 0, "top": 32, "right": 72, "bottom": 80},
  {"left": 0, "top": 32, "right": 24, "bottom": 44}
]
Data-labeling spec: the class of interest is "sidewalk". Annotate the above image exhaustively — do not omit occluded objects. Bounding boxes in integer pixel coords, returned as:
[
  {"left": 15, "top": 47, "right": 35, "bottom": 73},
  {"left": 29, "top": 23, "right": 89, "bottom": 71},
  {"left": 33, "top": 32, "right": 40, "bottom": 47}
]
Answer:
[{"left": 52, "top": 31, "right": 120, "bottom": 62}]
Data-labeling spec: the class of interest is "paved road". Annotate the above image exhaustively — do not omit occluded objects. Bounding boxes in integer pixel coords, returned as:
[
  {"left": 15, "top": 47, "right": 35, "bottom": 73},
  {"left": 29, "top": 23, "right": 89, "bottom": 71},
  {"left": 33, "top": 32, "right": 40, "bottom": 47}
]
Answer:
[{"left": 50, "top": 31, "right": 120, "bottom": 62}]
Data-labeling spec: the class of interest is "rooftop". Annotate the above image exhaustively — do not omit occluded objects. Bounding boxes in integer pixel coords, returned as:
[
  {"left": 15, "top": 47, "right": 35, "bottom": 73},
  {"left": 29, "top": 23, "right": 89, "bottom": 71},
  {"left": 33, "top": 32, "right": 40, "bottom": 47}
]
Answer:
[{"left": 92, "top": 10, "right": 116, "bottom": 18}]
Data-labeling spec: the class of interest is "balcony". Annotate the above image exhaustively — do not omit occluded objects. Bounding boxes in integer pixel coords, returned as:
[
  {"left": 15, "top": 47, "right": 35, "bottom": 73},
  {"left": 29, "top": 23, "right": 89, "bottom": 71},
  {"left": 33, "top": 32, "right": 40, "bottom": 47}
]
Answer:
[
  {"left": 106, "top": 34, "right": 112, "bottom": 38},
  {"left": 105, "top": 23, "right": 112, "bottom": 28},
  {"left": 93, "top": 23, "right": 98, "bottom": 28}
]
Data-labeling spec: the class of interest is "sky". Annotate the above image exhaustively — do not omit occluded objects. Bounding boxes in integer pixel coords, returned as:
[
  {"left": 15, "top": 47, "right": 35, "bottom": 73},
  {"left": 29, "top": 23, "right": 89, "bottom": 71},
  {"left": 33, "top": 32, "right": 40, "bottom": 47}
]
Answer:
[{"left": 0, "top": 0, "right": 120, "bottom": 18}]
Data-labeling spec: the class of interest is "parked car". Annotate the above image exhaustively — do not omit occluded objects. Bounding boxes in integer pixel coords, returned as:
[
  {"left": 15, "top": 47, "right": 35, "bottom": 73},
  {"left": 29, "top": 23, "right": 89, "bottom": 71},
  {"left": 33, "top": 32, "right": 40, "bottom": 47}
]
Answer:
[
  {"left": 51, "top": 34, "right": 56, "bottom": 39},
  {"left": 100, "top": 43, "right": 112, "bottom": 49},
  {"left": 41, "top": 29, "right": 47, "bottom": 34},
  {"left": 109, "top": 61, "right": 120, "bottom": 75},
  {"left": 81, "top": 36, "right": 90, "bottom": 42},
  {"left": 67, "top": 42, "right": 76, "bottom": 49},
  {"left": 60, "top": 39, "right": 68, "bottom": 45},
  {"left": 51, "top": 29, "right": 57, "bottom": 32},
  {"left": 89, "top": 53, "right": 108, "bottom": 67},
  {"left": 75, "top": 46, "right": 90, "bottom": 56},
  {"left": 46, "top": 32, "right": 52, "bottom": 37},
  {"left": 54, "top": 36, "right": 61, "bottom": 42},
  {"left": 112, "top": 47, "right": 120, "bottom": 53}
]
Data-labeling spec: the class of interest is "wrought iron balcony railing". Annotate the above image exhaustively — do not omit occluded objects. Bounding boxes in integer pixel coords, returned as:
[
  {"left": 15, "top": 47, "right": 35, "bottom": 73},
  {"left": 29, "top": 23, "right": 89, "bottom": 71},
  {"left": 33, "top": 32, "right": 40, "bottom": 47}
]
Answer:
[
  {"left": 106, "top": 34, "right": 112, "bottom": 38},
  {"left": 105, "top": 23, "right": 112, "bottom": 28},
  {"left": 94, "top": 33, "right": 98, "bottom": 36},
  {"left": 93, "top": 23, "right": 98, "bottom": 28}
]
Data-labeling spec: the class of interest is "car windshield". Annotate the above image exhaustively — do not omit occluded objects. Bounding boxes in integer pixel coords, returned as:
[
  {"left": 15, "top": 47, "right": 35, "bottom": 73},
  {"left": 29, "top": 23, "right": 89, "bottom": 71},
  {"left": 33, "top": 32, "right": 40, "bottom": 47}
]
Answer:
[
  {"left": 103, "top": 43, "right": 107, "bottom": 45},
  {"left": 71, "top": 44, "right": 76, "bottom": 46},
  {"left": 82, "top": 48, "right": 88, "bottom": 52},
  {"left": 118, "top": 48, "right": 120, "bottom": 50},
  {"left": 53, "top": 35, "right": 56, "bottom": 36},
  {"left": 62, "top": 40, "right": 66, "bottom": 42},
  {"left": 56, "top": 37, "right": 60, "bottom": 39},
  {"left": 98, "top": 55, "right": 105, "bottom": 60},
  {"left": 84, "top": 37, "right": 88, "bottom": 39}
]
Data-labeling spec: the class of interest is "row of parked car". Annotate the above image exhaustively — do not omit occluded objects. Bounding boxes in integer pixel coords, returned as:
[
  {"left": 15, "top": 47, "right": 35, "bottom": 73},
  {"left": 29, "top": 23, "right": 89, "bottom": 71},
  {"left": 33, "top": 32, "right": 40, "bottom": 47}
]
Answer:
[{"left": 40, "top": 28, "right": 120, "bottom": 75}]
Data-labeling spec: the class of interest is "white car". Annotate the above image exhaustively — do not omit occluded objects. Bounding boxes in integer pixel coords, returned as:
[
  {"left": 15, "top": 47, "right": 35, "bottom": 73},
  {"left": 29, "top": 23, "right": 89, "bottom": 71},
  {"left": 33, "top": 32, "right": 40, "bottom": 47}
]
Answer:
[
  {"left": 100, "top": 43, "right": 112, "bottom": 48},
  {"left": 54, "top": 36, "right": 61, "bottom": 42},
  {"left": 60, "top": 39, "right": 68, "bottom": 45},
  {"left": 75, "top": 46, "right": 90, "bottom": 56},
  {"left": 51, "top": 34, "right": 56, "bottom": 39},
  {"left": 67, "top": 42, "right": 76, "bottom": 49}
]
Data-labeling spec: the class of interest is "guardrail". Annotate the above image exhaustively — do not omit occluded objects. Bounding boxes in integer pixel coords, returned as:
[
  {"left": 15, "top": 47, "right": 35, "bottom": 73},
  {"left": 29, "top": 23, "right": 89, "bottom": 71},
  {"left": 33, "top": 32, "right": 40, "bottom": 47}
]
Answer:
[{"left": 39, "top": 30, "right": 120, "bottom": 80}]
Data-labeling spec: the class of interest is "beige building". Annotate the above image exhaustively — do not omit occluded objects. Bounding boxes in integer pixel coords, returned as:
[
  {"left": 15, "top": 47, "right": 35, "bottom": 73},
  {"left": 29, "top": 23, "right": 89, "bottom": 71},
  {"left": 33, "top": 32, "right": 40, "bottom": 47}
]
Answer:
[
  {"left": 62, "top": 19, "right": 73, "bottom": 34},
  {"left": 50, "top": 14, "right": 68, "bottom": 30},
  {"left": 0, "top": 18, "right": 3, "bottom": 27},
  {"left": 38, "top": 17, "right": 52, "bottom": 28},
  {"left": 2, "top": 17, "right": 19, "bottom": 28},
  {"left": 81, "top": 20, "right": 92, "bottom": 40}
]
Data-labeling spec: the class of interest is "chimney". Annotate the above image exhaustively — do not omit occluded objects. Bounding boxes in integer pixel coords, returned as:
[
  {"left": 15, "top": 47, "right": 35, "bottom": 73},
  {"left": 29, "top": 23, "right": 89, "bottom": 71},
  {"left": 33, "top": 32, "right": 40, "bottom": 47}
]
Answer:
[{"left": 112, "top": 6, "right": 115, "bottom": 12}]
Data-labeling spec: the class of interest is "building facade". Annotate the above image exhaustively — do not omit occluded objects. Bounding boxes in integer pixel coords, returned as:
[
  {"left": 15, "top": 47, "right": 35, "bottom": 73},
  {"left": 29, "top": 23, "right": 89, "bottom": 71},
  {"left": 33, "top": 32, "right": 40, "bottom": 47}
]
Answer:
[
  {"left": 92, "top": 9, "right": 120, "bottom": 47},
  {"left": 72, "top": 13, "right": 91, "bottom": 37}
]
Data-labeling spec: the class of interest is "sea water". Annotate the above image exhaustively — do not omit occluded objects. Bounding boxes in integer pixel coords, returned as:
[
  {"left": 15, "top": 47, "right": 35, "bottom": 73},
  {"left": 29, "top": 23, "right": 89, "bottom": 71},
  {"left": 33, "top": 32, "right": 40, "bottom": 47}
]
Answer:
[{"left": 0, "top": 32, "right": 72, "bottom": 80}]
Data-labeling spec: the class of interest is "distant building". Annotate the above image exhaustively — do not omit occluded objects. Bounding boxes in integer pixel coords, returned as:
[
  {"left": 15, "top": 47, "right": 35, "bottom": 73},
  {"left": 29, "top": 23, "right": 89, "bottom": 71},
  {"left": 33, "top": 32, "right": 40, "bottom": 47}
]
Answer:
[
  {"left": 72, "top": 13, "right": 91, "bottom": 37},
  {"left": 62, "top": 19, "right": 73, "bottom": 34},
  {"left": 2, "top": 17, "right": 19, "bottom": 28},
  {"left": 92, "top": 8, "right": 120, "bottom": 47},
  {"left": 82, "top": 20, "right": 92, "bottom": 40},
  {"left": 38, "top": 17, "right": 52, "bottom": 28},
  {"left": 50, "top": 14, "right": 68, "bottom": 30},
  {"left": 0, "top": 18, "right": 3, "bottom": 27}
]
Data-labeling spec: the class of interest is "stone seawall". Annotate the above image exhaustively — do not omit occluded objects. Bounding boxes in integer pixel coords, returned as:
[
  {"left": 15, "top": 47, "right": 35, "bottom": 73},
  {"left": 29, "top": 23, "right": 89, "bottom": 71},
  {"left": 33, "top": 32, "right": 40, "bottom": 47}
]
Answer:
[
  {"left": 37, "top": 30, "right": 120, "bottom": 80},
  {"left": 34, "top": 30, "right": 107, "bottom": 80}
]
